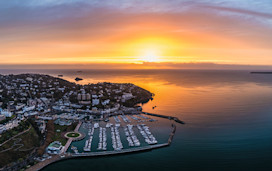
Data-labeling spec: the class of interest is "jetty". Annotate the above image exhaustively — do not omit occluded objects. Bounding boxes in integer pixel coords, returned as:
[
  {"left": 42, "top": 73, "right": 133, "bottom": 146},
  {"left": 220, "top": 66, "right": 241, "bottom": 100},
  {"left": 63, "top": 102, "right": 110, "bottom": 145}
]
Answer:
[{"left": 141, "top": 112, "right": 185, "bottom": 124}]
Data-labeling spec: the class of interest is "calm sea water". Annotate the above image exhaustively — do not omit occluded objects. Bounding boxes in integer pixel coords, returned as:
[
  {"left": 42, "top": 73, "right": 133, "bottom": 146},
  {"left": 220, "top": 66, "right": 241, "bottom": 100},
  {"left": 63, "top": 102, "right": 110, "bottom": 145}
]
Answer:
[{"left": 1, "top": 69, "right": 272, "bottom": 170}]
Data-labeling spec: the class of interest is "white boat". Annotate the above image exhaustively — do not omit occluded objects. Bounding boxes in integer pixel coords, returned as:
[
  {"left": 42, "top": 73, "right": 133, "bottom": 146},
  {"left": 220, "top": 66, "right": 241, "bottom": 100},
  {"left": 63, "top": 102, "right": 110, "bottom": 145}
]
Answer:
[{"left": 94, "top": 123, "right": 99, "bottom": 128}]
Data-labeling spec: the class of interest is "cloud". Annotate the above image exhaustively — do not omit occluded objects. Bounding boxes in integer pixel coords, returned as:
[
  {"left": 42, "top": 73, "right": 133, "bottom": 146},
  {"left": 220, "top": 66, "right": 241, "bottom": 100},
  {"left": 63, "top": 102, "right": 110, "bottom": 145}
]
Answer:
[
  {"left": 0, "top": 0, "right": 272, "bottom": 66},
  {"left": 1, "top": 62, "right": 272, "bottom": 70},
  {"left": 201, "top": 5, "right": 272, "bottom": 19}
]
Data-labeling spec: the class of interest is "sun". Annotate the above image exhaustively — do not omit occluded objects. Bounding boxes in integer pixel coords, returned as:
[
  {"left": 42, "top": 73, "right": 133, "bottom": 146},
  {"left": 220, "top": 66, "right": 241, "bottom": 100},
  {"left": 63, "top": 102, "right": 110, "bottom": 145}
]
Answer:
[{"left": 140, "top": 49, "right": 160, "bottom": 62}]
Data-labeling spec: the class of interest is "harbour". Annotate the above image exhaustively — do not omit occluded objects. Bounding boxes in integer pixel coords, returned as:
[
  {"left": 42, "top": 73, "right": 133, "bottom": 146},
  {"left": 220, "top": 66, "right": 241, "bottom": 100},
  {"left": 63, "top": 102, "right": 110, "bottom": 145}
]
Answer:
[{"left": 26, "top": 113, "right": 179, "bottom": 171}]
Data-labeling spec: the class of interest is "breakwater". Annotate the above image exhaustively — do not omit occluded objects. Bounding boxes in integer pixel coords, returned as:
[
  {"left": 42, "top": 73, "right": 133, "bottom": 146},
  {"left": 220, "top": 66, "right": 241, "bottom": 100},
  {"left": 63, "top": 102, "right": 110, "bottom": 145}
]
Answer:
[
  {"left": 142, "top": 112, "right": 185, "bottom": 124},
  {"left": 168, "top": 124, "right": 176, "bottom": 144}
]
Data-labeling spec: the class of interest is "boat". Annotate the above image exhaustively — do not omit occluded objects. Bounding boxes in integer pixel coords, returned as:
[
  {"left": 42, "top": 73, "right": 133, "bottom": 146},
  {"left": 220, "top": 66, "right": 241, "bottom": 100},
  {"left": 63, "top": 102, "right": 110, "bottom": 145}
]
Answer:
[
  {"left": 137, "top": 124, "right": 157, "bottom": 145},
  {"left": 58, "top": 74, "right": 63, "bottom": 77},
  {"left": 71, "top": 146, "right": 79, "bottom": 154},
  {"left": 94, "top": 123, "right": 99, "bottom": 128},
  {"left": 75, "top": 77, "right": 83, "bottom": 81}
]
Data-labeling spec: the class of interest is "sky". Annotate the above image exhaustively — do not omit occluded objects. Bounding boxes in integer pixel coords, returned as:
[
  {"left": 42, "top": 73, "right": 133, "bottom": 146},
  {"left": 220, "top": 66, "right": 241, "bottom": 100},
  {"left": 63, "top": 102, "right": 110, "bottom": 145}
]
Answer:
[{"left": 0, "top": 0, "right": 272, "bottom": 69}]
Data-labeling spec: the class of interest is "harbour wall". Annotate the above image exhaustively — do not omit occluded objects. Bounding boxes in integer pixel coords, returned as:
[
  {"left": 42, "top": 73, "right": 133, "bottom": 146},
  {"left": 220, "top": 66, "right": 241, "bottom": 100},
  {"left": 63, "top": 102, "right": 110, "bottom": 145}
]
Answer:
[{"left": 142, "top": 111, "right": 185, "bottom": 124}]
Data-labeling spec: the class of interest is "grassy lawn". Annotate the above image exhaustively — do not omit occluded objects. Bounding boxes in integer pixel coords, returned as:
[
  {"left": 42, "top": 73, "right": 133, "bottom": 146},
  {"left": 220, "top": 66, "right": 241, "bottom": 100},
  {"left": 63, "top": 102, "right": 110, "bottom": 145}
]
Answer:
[
  {"left": 52, "top": 123, "right": 77, "bottom": 146},
  {"left": 52, "top": 125, "right": 68, "bottom": 145},
  {"left": 66, "top": 132, "right": 80, "bottom": 138},
  {"left": 0, "top": 126, "right": 40, "bottom": 168}
]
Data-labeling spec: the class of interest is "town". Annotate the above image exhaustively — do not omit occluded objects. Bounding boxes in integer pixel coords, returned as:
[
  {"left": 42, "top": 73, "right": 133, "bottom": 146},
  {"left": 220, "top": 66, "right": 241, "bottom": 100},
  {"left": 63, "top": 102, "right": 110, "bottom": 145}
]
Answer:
[
  {"left": 0, "top": 73, "right": 155, "bottom": 170},
  {"left": 0, "top": 74, "right": 153, "bottom": 133}
]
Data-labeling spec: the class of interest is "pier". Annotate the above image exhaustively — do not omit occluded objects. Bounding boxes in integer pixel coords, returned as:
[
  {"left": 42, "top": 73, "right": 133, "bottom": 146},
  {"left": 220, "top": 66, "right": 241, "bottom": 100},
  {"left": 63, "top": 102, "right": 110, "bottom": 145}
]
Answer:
[
  {"left": 74, "top": 122, "right": 82, "bottom": 132},
  {"left": 61, "top": 122, "right": 82, "bottom": 153},
  {"left": 141, "top": 112, "right": 185, "bottom": 124}
]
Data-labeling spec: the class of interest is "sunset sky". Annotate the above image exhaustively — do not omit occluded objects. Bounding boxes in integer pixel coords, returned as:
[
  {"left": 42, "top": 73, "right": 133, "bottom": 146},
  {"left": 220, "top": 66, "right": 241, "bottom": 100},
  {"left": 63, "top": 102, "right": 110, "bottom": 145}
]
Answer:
[{"left": 0, "top": 0, "right": 272, "bottom": 69}]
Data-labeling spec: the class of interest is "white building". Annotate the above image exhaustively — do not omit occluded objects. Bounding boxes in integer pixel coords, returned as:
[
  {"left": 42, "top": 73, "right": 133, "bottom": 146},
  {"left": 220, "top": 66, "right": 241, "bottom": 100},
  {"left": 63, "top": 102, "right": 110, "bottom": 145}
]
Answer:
[
  {"left": 102, "top": 99, "right": 110, "bottom": 106},
  {"left": 23, "top": 105, "right": 35, "bottom": 112},
  {"left": 92, "top": 99, "right": 100, "bottom": 106},
  {"left": 122, "top": 93, "right": 134, "bottom": 102},
  {"left": 16, "top": 104, "right": 25, "bottom": 110},
  {"left": 1, "top": 110, "right": 13, "bottom": 117},
  {"left": 92, "top": 95, "right": 98, "bottom": 98},
  {"left": 26, "top": 77, "right": 33, "bottom": 82}
]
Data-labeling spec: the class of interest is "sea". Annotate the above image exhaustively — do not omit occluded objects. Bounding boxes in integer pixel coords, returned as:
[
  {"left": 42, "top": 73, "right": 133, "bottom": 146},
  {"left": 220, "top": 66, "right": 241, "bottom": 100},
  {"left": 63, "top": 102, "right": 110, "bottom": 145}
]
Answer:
[{"left": 1, "top": 69, "right": 272, "bottom": 171}]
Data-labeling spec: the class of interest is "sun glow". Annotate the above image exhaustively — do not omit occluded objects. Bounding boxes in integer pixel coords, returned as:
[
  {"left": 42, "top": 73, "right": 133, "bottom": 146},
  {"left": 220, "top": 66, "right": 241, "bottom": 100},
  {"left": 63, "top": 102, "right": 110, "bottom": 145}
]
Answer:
[{"left": 140, "top": 49, "right": 160, "bottom": 62}]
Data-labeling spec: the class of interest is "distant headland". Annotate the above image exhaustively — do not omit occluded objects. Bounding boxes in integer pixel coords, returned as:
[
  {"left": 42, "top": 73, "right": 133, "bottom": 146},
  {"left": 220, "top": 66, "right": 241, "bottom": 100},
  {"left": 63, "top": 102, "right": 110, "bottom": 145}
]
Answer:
[{"left": 250, "top": 72, "right": 272, "bottom": 74}]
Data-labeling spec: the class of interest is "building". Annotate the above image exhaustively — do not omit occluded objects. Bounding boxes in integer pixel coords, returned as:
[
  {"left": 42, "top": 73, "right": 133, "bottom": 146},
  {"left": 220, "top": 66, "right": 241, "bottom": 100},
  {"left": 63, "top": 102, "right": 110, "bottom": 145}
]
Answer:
[
  {"left": 46, "top": 141, "right": 63, "bottom": 154},
  {"left": 26, "top": 77, "right": 33, "bottom": 82},
  {"left": 23, "top": 105, "right": 35, "bottom": 112},
  {"left": 0, "top": 115, "right": 6, "bottom": 121},
  {"left": 1, "top": 110, "right": 13, "bottom": 117},
  {"left": 16, "top": 104, "right": 25, "bottom": 110},
  {"left": 92, "top": 98, "right": 100, "bottom": 106},
  {"left": 122, "top": 93, "right": 134, "bottom": 102},
  {"left": 77, "top": 93, "right": 91, "bottom": 101},
  {"left": 78, "top": 93, "right": 91, "bottom": 105},
  {"left": 102, "top": 99, "right": 110, "bottom": 106}
]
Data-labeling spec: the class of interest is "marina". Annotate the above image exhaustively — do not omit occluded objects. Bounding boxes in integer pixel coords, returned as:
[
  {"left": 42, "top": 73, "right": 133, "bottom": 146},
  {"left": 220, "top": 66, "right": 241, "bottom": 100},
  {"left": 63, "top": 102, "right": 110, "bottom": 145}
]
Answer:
[
  {"left": 110, "top": 124, "right": 123, "bottom": 150},
  {"left": 113, "top": 116, "right": 121, "bottom": 123},
  {"left": 120, "top": 114, "right": 131, "bottom": 123},
  {"left": 97, "top": 127, "right": 107, "bottom": 150},
  {"left": 124, "top": 124, "right": 140, "bottom": 147},
  {"left": 83, "top": 123, "right": 94, "bottom": 152},
  {"left": 66, "top": 113, "right": 167, "bottom": 154},
  {"left": 137, "top": 124, "right": 157, "bottom": 145},
  {"left": 26, "top": 112, "right": 180, "bottom": 171}
]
